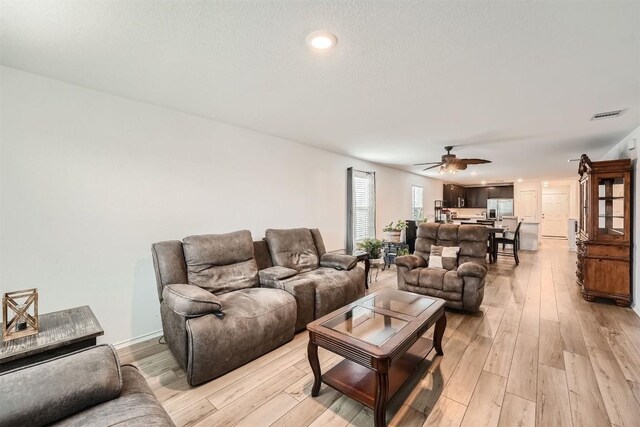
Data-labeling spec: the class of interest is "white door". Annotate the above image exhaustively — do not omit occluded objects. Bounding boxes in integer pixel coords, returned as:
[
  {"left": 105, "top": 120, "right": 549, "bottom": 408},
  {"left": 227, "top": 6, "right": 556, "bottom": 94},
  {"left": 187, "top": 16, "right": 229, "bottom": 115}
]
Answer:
[
  {"left": 542, "top": 193, "right": 569, "bottom": 237},
  {"left": 518, "top": 190, "right": 538, "bottom": 222}
]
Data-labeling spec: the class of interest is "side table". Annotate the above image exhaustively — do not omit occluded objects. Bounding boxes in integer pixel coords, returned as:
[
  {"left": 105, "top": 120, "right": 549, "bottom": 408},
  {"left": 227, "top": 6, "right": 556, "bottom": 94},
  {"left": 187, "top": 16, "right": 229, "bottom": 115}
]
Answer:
[{"left": 0, "top": 305, "right": 103, "bottom": 373}]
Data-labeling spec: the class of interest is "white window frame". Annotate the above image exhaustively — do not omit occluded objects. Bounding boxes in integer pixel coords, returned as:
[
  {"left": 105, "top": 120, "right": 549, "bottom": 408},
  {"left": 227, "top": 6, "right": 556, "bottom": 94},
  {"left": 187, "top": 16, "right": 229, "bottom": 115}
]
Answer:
[
  {"left": 347, "top": 168, "right": 376, "bottom": 252},
  {"left": 412, "top": 185, "right": 424, "bottom": 220}
]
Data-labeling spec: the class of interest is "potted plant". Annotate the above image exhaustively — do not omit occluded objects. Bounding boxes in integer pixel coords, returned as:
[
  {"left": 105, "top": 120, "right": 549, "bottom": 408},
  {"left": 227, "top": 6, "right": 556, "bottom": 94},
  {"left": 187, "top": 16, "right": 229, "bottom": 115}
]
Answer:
[
  {"left": 383, "top": 220, "right": 407, "bottom": 243},
  {"left": 356, "top": 238, "right": 384, "bottom": 259}
]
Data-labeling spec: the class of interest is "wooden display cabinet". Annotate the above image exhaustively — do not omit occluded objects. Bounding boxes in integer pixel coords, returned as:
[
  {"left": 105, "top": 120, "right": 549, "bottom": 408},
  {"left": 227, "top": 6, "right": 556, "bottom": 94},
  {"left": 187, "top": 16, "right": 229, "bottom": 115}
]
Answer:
[{"left": 576, "top": 154, "right": 633, "bottom": 306}]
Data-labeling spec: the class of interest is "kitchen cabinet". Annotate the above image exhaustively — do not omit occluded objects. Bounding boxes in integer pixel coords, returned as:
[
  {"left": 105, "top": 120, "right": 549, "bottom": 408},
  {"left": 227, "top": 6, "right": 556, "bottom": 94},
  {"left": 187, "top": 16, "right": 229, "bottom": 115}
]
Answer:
[
  {"left": 500, "top": 186, "right": 514, "bottom": 198},
  {"left": 487, "top": 187, "right": 502, "bottom": 199},
  {"left": 478, "top": 188, "right": 490, "bottom": 207},
  {"left": 442, "top": 184, "right": 466, "bottom": 208},
  {"left": 445, "top": 184, "right": 513, "bottom": 209}
]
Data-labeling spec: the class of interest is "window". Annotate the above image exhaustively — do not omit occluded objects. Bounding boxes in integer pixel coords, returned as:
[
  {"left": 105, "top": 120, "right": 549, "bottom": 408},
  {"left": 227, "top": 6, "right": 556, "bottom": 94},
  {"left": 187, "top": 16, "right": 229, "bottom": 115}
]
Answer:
[
  {"left": 347, "top": 168, "right": 376, "bottom": 252},
  {"left": 412, "top": 185, "right": 424, "bottom": 220}
]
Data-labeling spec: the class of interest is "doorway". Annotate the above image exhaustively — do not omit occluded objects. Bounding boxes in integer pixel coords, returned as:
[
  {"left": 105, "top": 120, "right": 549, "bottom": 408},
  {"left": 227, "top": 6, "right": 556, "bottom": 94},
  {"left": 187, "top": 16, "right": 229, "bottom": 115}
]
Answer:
[{"left": 542, "top": 187, "right": 569, "bottom": 238}]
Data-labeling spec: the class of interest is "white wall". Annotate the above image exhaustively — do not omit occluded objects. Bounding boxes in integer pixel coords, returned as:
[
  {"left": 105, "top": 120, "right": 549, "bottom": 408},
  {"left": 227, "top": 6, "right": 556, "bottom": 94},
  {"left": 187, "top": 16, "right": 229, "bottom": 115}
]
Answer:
[
  {"left": 600, "top": 126, "right": 639, "bottom": 315},
  {"left": 0, "top": 67, "right": 442, "bottom": 344},
  {"left": 513, "top": 178, "right": 579, "bottom": 242}
]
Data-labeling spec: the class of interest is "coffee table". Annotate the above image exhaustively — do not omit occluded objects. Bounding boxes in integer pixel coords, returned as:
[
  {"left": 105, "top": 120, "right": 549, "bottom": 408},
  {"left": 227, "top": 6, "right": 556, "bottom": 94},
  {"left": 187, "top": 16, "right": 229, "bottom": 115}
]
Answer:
[
  {"left": 307, "top": 289, "right": 446, "bottom": 427},
  {"left": 0, "top": 305, "right": 103, "bottom": 373}
]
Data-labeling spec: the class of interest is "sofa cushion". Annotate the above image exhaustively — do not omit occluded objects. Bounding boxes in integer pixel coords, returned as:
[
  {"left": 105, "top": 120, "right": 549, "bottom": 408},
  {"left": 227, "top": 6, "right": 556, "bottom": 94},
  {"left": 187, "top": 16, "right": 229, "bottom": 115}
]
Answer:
[
  {"left": 265, "top": 228, "right": 319, "bottom": 273},
  {"left": 310, "top": 228, "right": 327, "bottom": 257},
  {"left": 54, "top": 366, "right": 174, "bottom": 426},
  {"left": 163, "top": 284, "right": 223, "bottom": 317},
  {"left": 0, "top": 345, "right": 122, "bottom": 427},
  {"left": 458, "top": 225, "right": 489, "bottom": 266},
  {"left": 183, "top": 230, "right": 258, "bottom": 294},
  {"left": 428, "top": 245, "right": 460, "bottom": 270},
  {"left": 186, "top": 288, "right": 296, "bottom": 385},
  {"left": 263, "top": 266, "right": 365, "bottom": 331},
  {"left": 259, "top": 266, "right": 298, "bottom": 281},
  {"left": 443, "top": 270, "right": 465, "bottom": 293},
  {"left": 320, "top": 253, "right": 357, "bottom": 270},
  {"left": 151, "top": 240, "right": 188, "bottom": 302},
  {"left": 404, "top": 284, "right": 463, "bottom": 304}
]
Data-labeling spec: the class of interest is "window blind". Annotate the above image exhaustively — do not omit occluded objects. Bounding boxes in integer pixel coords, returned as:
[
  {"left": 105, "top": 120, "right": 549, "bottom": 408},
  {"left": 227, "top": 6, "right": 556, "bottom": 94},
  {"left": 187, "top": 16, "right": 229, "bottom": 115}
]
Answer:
[
  {"left": 347, "top": 168, "right": 376, "bottom": 252},
  {"left": 412, "top": 185, "right": 424, "bottom": 220}
]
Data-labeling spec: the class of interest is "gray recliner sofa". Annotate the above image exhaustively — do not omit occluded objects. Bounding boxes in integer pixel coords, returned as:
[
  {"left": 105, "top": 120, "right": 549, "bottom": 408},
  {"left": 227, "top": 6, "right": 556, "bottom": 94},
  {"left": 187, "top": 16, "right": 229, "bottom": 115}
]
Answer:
[
  {"left": 152, "top": 230, "right": 297, "bottom": 386},
  {"left": 395, "top": 223, "right": 488, "bottom": 312},
  {"left": 0, "top": 344, "right": 174, "bottom": 426},
  {"left": 256, "top": 228, "right": 366, "bottom": 331}
]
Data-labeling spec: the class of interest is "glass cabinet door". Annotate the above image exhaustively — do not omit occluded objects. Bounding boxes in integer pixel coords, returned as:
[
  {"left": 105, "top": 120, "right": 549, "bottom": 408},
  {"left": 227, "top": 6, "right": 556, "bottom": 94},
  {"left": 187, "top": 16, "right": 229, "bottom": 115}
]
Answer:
[
  {"left": 596, "top": 176, "right": 625, "bottom": 238},
  {"left": 579, "top": 179, "right": 589, "bottom": 236}
]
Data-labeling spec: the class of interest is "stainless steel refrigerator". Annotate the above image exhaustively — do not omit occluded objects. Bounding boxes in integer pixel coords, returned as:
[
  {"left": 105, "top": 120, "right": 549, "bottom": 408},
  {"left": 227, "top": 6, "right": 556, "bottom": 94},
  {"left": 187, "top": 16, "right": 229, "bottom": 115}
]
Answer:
[{"left": 486, "top": 199, "right": 514, "bottom": 219}]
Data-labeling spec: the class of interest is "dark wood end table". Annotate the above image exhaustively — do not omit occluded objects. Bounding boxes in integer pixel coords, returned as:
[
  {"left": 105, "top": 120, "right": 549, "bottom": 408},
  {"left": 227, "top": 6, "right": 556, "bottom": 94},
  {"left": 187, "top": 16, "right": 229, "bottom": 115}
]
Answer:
[
  {"left": 0, "top": 305, "right": 103, "bottom": 373},
  {"left": 307, "top": 289, "right": 446, "bottom": 427}
]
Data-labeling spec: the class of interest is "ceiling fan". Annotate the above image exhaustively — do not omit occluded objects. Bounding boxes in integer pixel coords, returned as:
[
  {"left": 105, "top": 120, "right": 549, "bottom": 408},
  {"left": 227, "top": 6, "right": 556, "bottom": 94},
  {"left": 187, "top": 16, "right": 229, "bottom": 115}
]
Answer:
[{"left": 414, "top": 146, "right": 491, "bottom": 174}]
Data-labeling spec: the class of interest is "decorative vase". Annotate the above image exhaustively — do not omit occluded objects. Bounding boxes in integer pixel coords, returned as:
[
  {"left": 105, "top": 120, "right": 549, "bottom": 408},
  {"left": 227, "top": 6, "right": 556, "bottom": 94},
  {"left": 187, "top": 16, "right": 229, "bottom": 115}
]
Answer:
[{"left": 385, "top": 231, "right": 401, "bottom": 243}]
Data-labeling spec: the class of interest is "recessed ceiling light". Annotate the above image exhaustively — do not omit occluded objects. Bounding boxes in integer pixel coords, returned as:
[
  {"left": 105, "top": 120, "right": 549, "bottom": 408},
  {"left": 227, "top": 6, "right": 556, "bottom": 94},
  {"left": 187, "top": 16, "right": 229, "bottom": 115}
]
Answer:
[
  {"left": 306, "top": 31, "right": 337, "bottom": 50},
  {"left": 471, "top": 171, "right": 478, "bottom": 175},
  {"left": 480, "top": 180, "right": 487, "bottom": 185},
  {"left": 517, "top": 178, "right": 523, "bottom": 182}
]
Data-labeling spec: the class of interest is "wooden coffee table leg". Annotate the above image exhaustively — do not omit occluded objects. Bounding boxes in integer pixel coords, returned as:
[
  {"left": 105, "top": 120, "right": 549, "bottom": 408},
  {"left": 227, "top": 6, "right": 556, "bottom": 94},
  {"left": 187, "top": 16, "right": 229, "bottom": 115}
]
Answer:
[
  {"left": 374, "top": 371, "right": 389, "bottom": 427},
  {"left": 364, "top": 258, "right": 370, "bottom": 289},
  {"left": 308, "top": 340, "right": 322, "bottom": 397},
  {"left": 434, "top": 314, "right": 446, "bottom": 356}
]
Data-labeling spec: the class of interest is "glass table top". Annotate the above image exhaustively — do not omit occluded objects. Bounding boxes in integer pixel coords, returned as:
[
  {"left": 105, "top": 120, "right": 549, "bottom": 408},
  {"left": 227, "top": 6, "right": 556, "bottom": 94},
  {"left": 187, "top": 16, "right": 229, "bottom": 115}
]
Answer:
[
  {"left": 320, "top": 292, "right": 436, "bottom": 347},
  {"left": 361, "top": 291, "right": 435, "bottom": 317}
]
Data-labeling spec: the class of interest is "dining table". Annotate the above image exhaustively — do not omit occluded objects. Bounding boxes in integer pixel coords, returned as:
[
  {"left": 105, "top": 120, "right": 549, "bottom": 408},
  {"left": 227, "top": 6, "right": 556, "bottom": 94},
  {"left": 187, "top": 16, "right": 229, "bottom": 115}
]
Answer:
[{"left": 485, "top": 224, "right": 508, "bottom": 264}]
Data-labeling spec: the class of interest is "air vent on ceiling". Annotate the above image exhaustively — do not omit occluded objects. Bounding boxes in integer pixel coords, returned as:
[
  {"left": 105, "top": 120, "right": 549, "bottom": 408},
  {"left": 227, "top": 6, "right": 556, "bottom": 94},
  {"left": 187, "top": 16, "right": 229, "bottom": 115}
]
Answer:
[{"left": 590, "top": 109, "right": 625, "bottom": 121}]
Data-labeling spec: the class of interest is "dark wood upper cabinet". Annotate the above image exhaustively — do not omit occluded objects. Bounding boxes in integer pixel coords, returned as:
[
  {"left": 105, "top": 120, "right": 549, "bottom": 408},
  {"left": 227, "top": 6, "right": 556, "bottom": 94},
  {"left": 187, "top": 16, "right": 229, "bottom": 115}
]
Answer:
[
  {"left": 500, "top": 186, "right": 514, "bottom": 198},
  {"left": 442, "top": 184, "right": 467, "bottom": 208},
  {"left": 475, "top": 187, "right": 489, "bottom": 208},
  {"left": 487, "top": 187, "right": 501, "bottom": 199},
  {"left": 447, "top": 185, "right": 512, "bottom": 209}
]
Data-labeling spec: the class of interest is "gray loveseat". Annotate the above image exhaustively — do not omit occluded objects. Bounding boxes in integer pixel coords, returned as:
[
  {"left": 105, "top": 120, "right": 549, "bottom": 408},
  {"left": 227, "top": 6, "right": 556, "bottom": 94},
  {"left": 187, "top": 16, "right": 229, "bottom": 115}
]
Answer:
[
  {"left": 152, "top": 230, "right": 297, "bottom": 386},
  {"left": 395, "top": 223, "right": 488, "bottom": 312},
  {"left": 0, "top": 344, "right": 173, "bottom": 426},
  {"left": 255, "top": 228, "right": 366, "bottom": 331}
]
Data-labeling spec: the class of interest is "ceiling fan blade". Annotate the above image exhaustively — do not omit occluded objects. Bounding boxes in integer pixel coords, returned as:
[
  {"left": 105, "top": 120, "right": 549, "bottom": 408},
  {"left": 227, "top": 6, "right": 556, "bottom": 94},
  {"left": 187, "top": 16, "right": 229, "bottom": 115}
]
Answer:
[
  {"left": 413, "top": 162, "right": 441, "bottom": 166},
  {"left": 457, "top": 158, "right": 492, "bottom": 165},
  {"left": 422, "top": 164, "right": 442, "bottom": 171}
]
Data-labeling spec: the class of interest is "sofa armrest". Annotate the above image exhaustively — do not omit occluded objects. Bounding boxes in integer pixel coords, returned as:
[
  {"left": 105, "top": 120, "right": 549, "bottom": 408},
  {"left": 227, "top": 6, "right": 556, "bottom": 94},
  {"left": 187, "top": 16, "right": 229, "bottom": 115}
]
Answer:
[
  {"left": 320, "top": 253, "right": 357, "bottom": 270},
  {"left": 394, "top": 255, "right": 427, "bottom": 270},
  {"left": 162, "top": 284, "right": 222, "bottom": 317},
  {"left": 457, "top": 262, "right": 487, "bottom": 279},
  {"left": 259, "top": 266, "right": 298, "bottom": 281},
  {"left": 0, "top": 344, "right": 122, "bottom": 426}
]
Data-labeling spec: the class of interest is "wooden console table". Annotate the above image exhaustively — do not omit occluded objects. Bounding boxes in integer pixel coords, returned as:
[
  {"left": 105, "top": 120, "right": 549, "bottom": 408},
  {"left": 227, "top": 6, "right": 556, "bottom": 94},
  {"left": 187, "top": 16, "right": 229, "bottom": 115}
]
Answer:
[{"left": 0, "top": 305, "right": 103, "bottom": 373}]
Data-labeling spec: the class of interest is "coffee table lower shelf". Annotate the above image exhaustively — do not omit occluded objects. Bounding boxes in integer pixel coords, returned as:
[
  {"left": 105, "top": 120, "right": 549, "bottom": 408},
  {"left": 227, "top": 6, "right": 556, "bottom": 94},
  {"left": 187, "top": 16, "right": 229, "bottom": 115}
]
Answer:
[{"left": 321, "top": 336, "right": 433, "bottom": 408}]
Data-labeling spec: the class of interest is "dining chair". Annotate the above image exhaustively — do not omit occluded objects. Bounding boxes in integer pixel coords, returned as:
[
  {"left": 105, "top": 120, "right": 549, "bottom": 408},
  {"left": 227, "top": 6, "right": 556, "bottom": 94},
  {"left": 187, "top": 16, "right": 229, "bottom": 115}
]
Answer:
[{"left": 494, "top": 221, "right": 523, "bottom": 265}]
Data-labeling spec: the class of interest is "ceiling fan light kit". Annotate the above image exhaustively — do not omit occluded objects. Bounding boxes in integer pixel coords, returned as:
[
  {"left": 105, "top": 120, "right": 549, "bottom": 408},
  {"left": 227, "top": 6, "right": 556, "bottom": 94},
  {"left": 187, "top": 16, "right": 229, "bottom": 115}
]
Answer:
[{"left": 415, "top": 146, "right": 491, "bottom": 174}]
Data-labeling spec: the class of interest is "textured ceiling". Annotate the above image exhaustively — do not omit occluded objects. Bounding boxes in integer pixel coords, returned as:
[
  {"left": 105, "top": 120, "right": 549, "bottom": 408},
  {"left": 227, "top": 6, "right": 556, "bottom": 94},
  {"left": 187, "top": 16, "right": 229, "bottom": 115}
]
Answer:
[{"left": 2, "top": 0, "right": 639, "bottom": 184}]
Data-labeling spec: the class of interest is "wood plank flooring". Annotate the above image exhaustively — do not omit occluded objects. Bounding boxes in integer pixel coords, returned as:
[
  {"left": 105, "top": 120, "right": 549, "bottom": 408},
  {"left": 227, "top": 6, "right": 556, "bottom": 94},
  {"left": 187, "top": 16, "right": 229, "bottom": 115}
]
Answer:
[{"left": 117, "top": 239, "right": 640, "bottom": 426}]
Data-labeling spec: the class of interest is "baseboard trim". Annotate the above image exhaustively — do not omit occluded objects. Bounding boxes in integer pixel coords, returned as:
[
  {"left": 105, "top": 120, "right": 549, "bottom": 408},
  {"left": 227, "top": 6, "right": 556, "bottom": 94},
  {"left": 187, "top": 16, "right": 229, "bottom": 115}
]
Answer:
[{"left": 114, "top": 329, "right": 163, "bottom": 350}]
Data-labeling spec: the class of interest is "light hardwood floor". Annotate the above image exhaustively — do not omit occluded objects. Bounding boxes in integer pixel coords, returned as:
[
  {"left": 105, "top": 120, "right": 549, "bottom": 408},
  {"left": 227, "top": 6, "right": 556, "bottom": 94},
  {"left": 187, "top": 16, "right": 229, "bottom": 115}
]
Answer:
[{"left": 117, "top": 240, "right": 640, "bottom": 427}]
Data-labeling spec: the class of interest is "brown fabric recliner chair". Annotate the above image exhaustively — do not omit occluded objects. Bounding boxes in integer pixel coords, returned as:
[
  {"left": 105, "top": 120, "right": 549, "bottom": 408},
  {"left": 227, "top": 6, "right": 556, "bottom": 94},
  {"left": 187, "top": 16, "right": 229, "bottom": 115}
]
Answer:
[
  {"left": 152, "top": 230, "right": 297, "bottom": 386},
  {"left": 257, "top": 228, "right": 366, "bottom": 331},
  {"left": 395, "top": 223, "right": 488, "bottom": 312}
]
